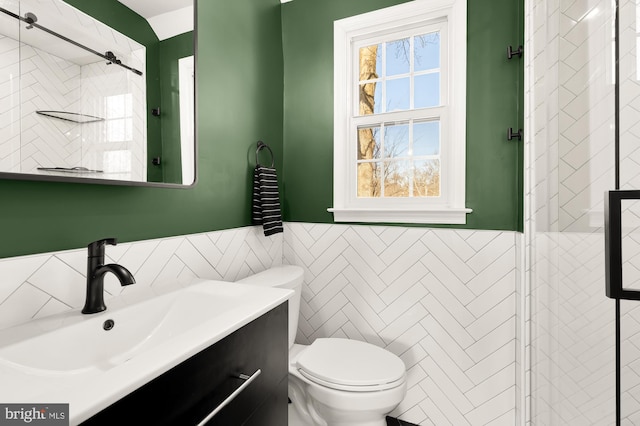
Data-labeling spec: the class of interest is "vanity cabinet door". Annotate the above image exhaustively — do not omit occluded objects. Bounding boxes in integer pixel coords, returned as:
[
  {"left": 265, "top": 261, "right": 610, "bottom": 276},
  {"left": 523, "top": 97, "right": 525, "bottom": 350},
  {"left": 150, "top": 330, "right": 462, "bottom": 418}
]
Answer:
[{"left": 81, "top": 302, "right": 288, "bottom": 426}]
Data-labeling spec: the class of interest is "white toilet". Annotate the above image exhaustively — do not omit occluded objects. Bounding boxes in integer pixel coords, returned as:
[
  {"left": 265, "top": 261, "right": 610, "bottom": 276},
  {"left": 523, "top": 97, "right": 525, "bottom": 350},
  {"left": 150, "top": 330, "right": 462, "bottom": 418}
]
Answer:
[{"left": 237, "top": 265, "right": 407, "bottom": 426}]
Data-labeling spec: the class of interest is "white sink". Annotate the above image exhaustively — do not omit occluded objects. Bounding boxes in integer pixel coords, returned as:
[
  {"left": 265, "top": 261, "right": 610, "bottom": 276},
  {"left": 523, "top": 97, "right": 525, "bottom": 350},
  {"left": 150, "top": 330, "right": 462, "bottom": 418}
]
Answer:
[{"left": 0, "top": 279, "right": 292, "bottom": 424}]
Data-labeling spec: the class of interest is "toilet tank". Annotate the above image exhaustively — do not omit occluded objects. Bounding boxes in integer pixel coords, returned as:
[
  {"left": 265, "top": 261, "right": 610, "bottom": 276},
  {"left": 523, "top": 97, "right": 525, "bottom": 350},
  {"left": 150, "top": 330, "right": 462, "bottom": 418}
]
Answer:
[{"left": 237, "top": 265, "right": 303, "bottom": 349}]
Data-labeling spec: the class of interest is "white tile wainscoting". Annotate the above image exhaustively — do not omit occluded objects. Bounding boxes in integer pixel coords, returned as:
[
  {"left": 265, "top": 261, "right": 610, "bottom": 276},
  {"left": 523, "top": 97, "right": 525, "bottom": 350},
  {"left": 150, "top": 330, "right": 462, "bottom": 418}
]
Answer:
[
  {"left": 0, "top": 226, "right": 283, "bottom": 330},
  {"left": 0, "top": 223, "right": 520, "bottom": 425},
  {"left": 285, "top": 223, "right": 518, "bottom": 425}
]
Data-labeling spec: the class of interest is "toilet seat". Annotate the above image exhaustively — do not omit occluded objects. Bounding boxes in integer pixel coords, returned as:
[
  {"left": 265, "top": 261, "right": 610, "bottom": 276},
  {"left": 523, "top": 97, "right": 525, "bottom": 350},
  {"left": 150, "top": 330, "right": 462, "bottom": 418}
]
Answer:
[{"left": 296, "top": 338, "right": 406, "bottom": 392}]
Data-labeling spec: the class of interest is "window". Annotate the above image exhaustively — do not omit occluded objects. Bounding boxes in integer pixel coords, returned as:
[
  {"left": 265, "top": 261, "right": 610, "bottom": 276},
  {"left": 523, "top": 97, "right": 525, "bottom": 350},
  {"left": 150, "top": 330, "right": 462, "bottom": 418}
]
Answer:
[
  {"left": 330, "top": 0, "right": 471, "bottom": 224},
  {"left": 105, "top": 94, "right": 133, "bottom": 143}
]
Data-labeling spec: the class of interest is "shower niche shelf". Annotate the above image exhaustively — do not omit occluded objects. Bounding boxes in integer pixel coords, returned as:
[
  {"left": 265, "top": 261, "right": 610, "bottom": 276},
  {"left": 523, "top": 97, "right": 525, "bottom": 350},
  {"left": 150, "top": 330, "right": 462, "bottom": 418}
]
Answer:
[{"left": 36, "top": 110, "right": 104, "bottom": 124}]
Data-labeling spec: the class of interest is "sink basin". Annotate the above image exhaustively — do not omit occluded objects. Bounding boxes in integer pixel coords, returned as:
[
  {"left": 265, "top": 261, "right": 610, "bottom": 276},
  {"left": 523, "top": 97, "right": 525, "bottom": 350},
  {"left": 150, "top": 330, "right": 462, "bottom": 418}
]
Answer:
[{"left": 0, "top": 279, "right": 292, "bottom": 424}]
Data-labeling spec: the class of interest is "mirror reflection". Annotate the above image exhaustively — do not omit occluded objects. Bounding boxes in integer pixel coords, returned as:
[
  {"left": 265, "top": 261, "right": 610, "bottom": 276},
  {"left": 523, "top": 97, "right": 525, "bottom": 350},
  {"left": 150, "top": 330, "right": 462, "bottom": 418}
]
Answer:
[{"left": 0, "top": 0, "right": 195, "bottom": 186}]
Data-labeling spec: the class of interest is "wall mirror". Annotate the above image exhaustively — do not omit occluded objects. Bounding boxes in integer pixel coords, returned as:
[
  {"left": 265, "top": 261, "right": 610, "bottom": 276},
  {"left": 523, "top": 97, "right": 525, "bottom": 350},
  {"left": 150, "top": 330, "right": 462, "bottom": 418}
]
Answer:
[{"left": 0, "top": 0, "right": 196, "bottom": 187}]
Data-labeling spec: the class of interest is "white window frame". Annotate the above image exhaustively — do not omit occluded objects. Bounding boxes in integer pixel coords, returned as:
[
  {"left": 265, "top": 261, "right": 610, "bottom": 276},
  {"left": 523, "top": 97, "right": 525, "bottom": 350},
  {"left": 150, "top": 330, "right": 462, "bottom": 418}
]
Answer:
[{"left": 329, "top": 0, "right": 471, "bottom": 224}]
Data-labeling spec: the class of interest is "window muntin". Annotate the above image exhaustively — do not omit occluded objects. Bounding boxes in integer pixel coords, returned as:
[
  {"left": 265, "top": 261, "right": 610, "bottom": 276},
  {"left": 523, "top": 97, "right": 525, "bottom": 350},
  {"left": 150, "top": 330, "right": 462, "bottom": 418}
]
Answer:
[
  {"left": 352, "top": 23, "right": 447, "bottom": 203},
  {"left": 357, "top": 29, "right": 444, "bottom": 116},
  {"left": 331, "top": 0, "right": 469, "bottom": 224},
  {"left": 356, "top": 119, "right": 441, "bottom": 198}
]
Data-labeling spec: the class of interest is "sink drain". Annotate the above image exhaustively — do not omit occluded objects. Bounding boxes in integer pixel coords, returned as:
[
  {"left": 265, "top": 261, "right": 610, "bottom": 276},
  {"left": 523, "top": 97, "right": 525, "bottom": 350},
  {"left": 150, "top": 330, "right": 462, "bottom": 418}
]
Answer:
[{"left": 103, "top": 319, "right": 115, "bottom": 331}]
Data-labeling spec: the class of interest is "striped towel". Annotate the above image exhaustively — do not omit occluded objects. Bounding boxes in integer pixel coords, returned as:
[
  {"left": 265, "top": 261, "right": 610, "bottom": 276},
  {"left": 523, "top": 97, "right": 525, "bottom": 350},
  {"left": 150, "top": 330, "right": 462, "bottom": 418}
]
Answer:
[{"left": 252, "top": 165, "right": 284, "bottom": 236}]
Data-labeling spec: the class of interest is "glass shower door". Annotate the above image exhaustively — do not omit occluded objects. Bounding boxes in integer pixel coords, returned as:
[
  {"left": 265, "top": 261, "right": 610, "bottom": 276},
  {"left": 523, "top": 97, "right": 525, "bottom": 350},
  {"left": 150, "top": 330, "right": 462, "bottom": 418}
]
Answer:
[
  {"left": 527, "top": 0, "right": 618, "bottom": 424},
  {"left": 616, "top": 0, "right": 640, "bottom": 422}
]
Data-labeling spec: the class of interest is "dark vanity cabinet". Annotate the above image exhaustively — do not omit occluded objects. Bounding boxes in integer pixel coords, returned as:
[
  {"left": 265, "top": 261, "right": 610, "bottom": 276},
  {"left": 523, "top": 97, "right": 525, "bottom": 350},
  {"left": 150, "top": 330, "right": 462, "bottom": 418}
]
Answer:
[{"left": 82, "top": 302, "right": 288, "bottom": 426}]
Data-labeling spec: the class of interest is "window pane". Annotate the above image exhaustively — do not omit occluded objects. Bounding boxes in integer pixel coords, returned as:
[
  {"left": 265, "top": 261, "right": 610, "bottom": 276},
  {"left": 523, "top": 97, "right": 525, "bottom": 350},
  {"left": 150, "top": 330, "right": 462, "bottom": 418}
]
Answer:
[
  {"left": 386, "top": 38, "right": 410, "bottom": 76},
  {"left": 359, "top": 82, "right": 381, "bottom": 115},
  {"left": 414, "top": 32, "right": 440, "bottom": 72},
  {"left": 357, "top": 125, "right": 381, "bottom": 160},
  {"left": 384, "top": 122, "right": 409, "bottom": 158},
  {"left": 413, "top": 121, "right": 440, "bottom": 155},
  {"left": 383, "top": 160, "right": 410, "bottom": 197},
  {"left": 415, "top": 73, "right": 440, "bottom": 108},
  {"left": 106, "top": 96, "right": 123, "bottom": 119},
  {"left": 386, "top": 78, "right": 410, "bottom": 111},
  {"left": 373, "top": 83, "right": 382, "bottom": 114},
  {"left": 359, "top": 44, "right": 381, "bottom": 81},
  {"left": 358, "top": 162, "right": 381, "bottom": 198},
  {"left": 359, "top": 44, "right": 381, "bottom": 116},
  {"left": 105, "top": 94, "right": 132, "bottom": 119},
  {"left": 124, "top": 94, "right": 133, "bottom": 116},
  {"left": 107, "top": 118, "right": 130, "bottom": 142},
  {"left": 414, "top": 159, "right": 440, "bottom": 197}
]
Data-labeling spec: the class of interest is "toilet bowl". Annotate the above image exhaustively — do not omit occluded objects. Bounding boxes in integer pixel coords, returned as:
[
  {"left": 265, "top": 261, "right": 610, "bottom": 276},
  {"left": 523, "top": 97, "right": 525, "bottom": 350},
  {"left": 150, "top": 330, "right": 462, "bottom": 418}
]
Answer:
[{"left": 237, "top": 265, "right": 407, "bottom": 426}]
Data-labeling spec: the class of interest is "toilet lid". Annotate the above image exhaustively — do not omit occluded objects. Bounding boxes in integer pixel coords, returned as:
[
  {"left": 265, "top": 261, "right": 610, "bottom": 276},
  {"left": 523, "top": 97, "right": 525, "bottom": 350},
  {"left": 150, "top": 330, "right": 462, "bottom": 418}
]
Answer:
[{"left": 296, "top": 338, "right": 406, "bottom": 391}]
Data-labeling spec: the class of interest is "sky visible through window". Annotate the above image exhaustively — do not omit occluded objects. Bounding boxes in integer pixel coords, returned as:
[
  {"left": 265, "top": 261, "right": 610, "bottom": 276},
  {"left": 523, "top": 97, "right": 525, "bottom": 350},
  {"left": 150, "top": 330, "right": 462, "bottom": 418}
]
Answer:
[{"left": 356, "top": 32, "right": 442, "bottom": 198}]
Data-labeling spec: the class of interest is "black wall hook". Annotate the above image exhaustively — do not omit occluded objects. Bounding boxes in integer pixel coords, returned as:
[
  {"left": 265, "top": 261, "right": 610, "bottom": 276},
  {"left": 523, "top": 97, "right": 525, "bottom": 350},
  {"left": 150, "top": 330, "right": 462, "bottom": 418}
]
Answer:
[
  {"left": 507, "top": 45, "right": 523, "bottom": 59},
  {"left": 507, "top": 128, "right": 523, "bottom": 141}
]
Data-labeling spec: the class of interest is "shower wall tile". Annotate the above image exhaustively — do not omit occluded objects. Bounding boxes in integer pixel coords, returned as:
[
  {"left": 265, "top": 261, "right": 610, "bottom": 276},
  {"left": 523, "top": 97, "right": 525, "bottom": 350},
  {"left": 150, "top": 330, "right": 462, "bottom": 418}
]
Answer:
[
  {"left": 17, "top": 45, "right": 82, "bottom": 173},
  {"left": 527, "top": 0, "right": 618, "bottom": 424},
  {"left": 0, "top": 0, "right": 146, "bottom": 179},
  {"left": 284, "top": 222, "right": 517, "bottom": 426},
  {"left": 80, "top": 49, "right": 147, "bottom": 181}
]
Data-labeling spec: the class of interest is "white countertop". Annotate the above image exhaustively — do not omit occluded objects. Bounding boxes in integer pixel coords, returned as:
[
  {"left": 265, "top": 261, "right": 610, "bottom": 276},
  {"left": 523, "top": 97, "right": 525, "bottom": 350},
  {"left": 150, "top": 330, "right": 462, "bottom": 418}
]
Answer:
[{"left": 0, "top": 279, "right": 292, "bottom": 425}]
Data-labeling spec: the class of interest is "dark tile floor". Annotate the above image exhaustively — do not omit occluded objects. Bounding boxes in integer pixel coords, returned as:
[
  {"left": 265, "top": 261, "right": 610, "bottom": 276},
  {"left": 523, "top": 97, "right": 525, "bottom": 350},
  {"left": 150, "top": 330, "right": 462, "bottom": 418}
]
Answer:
[{"left": 386, "top": 416, "right": 420, "bottom": 426}]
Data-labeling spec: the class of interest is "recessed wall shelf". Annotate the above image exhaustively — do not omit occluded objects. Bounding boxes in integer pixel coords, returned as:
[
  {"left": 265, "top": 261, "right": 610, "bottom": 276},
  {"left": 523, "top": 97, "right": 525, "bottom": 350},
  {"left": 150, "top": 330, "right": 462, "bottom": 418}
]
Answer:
[{"left": 36, "top": 110, "right": 104, "bottom": 123}]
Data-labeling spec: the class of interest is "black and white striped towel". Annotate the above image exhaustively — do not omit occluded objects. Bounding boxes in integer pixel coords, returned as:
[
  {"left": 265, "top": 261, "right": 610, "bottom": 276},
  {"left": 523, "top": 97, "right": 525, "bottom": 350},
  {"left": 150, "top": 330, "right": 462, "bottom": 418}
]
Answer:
[{"left": 252, "top": 165, "right": 283, "bottom": 236}]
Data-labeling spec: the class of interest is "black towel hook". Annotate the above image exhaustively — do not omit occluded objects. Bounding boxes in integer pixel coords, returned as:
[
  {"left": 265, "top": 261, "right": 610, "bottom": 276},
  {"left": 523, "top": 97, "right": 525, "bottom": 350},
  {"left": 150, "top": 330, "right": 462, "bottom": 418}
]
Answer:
[
  {"left": 507, "top": 45, "right": 523, "bottom": 60},
  {"left": 256, "top": 141, "right": 275, "bottom": 168}
]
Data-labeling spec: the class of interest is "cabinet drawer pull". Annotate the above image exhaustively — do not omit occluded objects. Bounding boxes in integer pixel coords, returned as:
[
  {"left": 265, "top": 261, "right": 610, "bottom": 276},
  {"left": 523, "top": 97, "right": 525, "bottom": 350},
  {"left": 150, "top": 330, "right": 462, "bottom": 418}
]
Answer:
[{"left": 196, "top": 369, "right": 262, "bottom": 426}]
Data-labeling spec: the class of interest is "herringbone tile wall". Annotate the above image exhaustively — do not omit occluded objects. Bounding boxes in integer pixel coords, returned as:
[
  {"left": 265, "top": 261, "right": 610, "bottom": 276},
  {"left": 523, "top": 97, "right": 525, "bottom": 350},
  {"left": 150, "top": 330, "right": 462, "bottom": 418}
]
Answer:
[
  {"left": 0, "top": 226, "right": 283, "bottom": 331},
  {"left": 80, "top": 56, "right": 147, "bottom": 181},
  {"left": 0, "top": 34, "right": 23, "bottom": 173},
  {"left": 526, "top": 0, "right": 618, "bottom": 424},
  {"left": 0, "top": 0, "right": 146, "bottom": 179},
  {"left": 0, "top": 223, "right": 519, "bottom": 426},
  {"left": 18, "top": 43, "right": 82, "bottom": 173},
  {"left": 0, "top": 36, "right": 83, "bottom": 173},
  {"left": 284, "top": 222, "right": 517, "bottom": 426},
  {"left": 617, "top": 0, "right": 640, "bottom": 422}
]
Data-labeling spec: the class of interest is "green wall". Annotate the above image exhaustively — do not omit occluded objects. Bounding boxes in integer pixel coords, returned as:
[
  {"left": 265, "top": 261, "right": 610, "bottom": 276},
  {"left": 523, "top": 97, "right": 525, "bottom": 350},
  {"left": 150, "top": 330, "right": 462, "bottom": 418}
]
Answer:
[
  {"left": 0, "top": 0, "right": 284, "bottom": 258},
  {"left": 281, "top": 0, "right": 524, "bottom": 231},
  {"left": 1, "top": 0, "right": 524, "bottom": 260}
]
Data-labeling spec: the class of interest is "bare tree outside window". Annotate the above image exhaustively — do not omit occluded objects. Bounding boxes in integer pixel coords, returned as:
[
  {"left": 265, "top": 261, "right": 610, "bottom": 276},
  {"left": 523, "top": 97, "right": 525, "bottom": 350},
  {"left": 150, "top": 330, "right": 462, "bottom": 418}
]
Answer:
[
  {"left": 356, "top": 33, "right": 441, "bottom": 198},
  {"left": 357, "top": 44, "right": 378, "bottom": 197}
]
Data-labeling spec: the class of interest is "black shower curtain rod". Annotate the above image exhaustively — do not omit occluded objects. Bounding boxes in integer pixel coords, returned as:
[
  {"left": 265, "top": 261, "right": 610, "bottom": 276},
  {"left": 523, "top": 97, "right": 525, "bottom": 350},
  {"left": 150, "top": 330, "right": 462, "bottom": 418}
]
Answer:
[{"left": 0, "top": 7, "right": 143, "bottom": 76}]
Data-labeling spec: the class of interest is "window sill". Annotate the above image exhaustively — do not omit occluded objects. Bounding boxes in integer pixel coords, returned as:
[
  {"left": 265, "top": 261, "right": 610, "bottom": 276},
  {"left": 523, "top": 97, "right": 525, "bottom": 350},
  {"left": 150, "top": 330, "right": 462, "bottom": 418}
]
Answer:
[{"left": 328, "top": 207, "right": 473, "bottom": 224}]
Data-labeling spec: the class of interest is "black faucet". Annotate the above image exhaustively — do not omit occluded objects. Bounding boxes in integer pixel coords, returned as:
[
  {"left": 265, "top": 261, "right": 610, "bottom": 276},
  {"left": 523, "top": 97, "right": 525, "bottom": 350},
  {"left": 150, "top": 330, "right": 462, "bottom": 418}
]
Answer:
[{"left": 82, "top": 238, "right": 136, "bottom": 314}]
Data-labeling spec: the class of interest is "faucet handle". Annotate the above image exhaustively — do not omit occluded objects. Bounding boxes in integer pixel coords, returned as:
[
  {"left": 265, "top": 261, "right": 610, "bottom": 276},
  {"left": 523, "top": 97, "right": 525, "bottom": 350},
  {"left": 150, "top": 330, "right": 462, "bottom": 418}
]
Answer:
[{"left": 88, "top": 238, "right": 118, "bottom": 258}]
